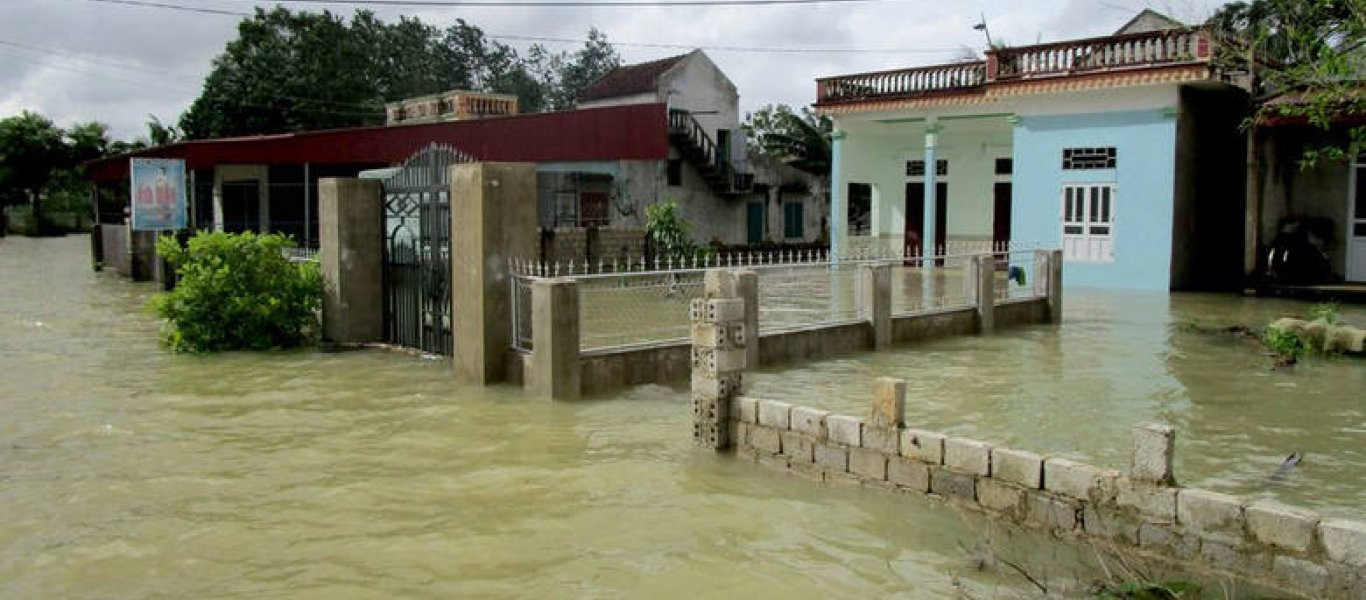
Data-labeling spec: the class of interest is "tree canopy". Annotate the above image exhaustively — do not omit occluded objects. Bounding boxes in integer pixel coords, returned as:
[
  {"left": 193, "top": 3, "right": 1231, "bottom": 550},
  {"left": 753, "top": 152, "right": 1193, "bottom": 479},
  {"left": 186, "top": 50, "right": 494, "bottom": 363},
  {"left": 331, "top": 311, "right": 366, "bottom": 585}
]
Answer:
[
  {"left": 1207, "top": 0, "right": 1366, "bottom": 163},
  {"left": 742, "top": 104, "right": 833, "bottom": 177},
  {"left": 179, "top": 8, "right": 621, "bottom": 139},
  {"left": 0, "top": 111, "right": 130, "bottom": 229}
]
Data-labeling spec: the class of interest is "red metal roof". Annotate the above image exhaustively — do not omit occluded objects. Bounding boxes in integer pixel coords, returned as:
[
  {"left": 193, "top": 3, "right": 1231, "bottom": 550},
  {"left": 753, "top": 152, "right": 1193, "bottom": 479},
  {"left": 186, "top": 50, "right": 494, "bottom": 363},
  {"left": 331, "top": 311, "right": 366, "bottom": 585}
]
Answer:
[
  {"left": 87, "top": 103, "right": 669, "bottom": 182},
  {"left": 577, "top": 54, "right": 687, "bottom": 103}
]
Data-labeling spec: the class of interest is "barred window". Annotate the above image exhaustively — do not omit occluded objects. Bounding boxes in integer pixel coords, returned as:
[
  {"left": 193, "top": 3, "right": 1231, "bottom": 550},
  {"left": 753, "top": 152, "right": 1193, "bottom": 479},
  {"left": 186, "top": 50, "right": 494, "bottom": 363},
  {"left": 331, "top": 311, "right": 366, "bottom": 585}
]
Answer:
[
  {"left": 1063, "top": 147, "right": 1116, "bottom": 170},
  {"left": 847, "top": 183, "right": 871, "bottom": 236},
  {"left": 905, "top": 159, "right": 948, "bottom": 177},
  {"left": 995, "top": 158, "right": 1013, "bottom": 175}
]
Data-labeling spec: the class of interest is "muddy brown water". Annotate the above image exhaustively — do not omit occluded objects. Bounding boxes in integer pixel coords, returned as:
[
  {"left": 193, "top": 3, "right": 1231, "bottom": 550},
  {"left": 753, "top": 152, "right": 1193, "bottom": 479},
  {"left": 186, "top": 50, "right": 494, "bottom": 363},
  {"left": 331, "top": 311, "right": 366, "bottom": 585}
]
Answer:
[{"left": 0, "top": 235, "right": 1357, "bottom": 597}]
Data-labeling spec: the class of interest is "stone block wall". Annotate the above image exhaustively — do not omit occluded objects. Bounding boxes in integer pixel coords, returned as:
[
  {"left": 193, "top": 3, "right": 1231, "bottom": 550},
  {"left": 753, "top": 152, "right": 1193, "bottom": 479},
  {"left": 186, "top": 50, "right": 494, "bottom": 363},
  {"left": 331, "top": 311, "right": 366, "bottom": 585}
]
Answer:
[{"left": 729, "top": 391, "right": 1366, "bottom": 599}]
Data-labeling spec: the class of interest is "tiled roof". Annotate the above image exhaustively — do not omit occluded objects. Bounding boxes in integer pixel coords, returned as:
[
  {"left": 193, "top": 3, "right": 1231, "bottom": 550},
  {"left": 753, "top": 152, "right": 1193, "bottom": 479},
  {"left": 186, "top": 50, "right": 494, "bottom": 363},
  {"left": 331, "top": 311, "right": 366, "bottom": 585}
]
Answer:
[{"left": 577, "top": 53, "right": 688, "bottom": 102}]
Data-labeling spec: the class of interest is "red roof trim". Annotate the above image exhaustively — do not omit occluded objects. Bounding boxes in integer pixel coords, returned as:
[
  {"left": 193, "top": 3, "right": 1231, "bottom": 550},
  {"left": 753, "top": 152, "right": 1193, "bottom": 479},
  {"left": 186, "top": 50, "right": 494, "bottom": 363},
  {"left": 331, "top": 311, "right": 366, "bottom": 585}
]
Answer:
[{"left": 87, "top": 103, "right": 670, "bottom": 182}]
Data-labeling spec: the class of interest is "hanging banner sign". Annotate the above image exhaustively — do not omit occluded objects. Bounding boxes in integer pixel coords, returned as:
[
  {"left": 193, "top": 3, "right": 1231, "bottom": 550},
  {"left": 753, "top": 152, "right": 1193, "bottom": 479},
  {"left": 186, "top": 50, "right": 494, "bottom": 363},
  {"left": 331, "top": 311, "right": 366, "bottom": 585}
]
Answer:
[{"left": 130, "top": 158, "right": 187, "bottom": 231}]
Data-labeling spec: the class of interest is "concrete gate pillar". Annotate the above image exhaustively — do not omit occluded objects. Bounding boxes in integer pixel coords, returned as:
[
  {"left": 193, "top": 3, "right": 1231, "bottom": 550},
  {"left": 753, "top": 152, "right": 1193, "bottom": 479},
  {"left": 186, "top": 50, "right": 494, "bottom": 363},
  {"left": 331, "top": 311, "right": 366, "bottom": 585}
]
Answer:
[
  {"left": 450, "top": 163, "right": 538, "bottom": 384},
  {"left": 691, "top": 297, "right": 746, "bottom": 450},
  {"left": 704, "top": 268, "right": 758, "bottom": 368},
  {"left": 860, "top": 263, "right": 891, "bottom": 349},
  {"left": 319, "top": 178, "right": 383, "bottom": 344},
  {"left": 528, "top": 278, "right": 580, "bottom": 399},
  {"left": 972, "top": 254, "right": 995, "bottom": 334}
]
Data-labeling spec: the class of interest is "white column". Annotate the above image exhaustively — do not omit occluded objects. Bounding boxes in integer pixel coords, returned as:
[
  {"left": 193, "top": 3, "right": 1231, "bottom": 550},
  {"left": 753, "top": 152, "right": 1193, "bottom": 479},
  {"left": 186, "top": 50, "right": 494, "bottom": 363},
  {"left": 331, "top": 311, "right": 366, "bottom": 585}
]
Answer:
[
  {"left": 303, "top": 163, "right": 312, "bottom": 248},
  {"left": 923, "top": 120, "right": 940, "bottom": 259},
  {"left": 257, "top": 166, "right": 270, "bottom": 233},
  {"left": 211, "top": 167, "right": 224, "bottom": 232},
  {"left": 830, "top": 130, "right": 847, "bottom": 260}
]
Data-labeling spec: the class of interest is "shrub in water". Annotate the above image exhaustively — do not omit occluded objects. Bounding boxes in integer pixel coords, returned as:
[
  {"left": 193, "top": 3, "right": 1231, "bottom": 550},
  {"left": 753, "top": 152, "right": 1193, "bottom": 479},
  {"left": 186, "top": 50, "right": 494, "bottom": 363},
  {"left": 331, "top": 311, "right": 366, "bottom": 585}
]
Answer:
[{"left": 150, "top": 231, "right": 322, "bottom": 352}]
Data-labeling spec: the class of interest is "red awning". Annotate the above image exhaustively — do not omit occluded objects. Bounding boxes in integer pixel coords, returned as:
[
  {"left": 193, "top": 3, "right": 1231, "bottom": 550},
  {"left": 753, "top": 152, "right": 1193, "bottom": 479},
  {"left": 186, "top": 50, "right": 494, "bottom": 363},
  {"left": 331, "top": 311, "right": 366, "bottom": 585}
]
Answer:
[{"left": 87, "top": 103, "right": 669, "bottom": 183}]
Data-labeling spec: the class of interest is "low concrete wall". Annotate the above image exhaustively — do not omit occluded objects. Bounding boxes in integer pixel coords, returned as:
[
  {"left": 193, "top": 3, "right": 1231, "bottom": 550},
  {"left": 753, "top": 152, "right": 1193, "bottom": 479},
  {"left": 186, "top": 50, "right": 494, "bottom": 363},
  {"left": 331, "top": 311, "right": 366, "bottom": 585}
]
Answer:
[
  {"left": 995, "top": 298, "right": 1049, "bottom": 329},
  {"left": 580, "top": 342, "right": 692, "bottom": 396},
  {"left": 890, "top": 307, "right": 979, "bottom": 343},
  {"left": 759, "top": 321, "right": 869, "bottom": 365},
  {"left": 730, "top": 396, "right": 1366, "bottom": 599},
  {"left": 100, "top": 224, "right": 130, "bottom": 276}
]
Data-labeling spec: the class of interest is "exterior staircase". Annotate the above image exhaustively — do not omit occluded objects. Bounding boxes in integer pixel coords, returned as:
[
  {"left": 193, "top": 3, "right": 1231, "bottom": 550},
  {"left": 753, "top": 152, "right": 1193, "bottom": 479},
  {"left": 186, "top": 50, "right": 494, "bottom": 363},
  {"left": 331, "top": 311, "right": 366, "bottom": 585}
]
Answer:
[{"left": 668, "top": 109, "right": 753, "bottom": 198}]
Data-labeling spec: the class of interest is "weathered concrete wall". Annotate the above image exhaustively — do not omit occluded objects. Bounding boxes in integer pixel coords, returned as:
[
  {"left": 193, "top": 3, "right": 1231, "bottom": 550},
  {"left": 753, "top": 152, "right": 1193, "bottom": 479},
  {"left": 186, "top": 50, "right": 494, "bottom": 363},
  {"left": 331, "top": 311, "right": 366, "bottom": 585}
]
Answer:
[
  {"left": 580, "top": 342, "right": 692, "bottom": 396},
  {"left": 318, "top": 178, "right": 383, "bottom": 344},
  {"left": 759, "top": 321, "right": 869, "bottom": 364},
  {"left": 730, "top": 394, "right": 1366, "bottom": 599},
  {"left": 101, "top": 223, "right": 130, "bottom": 276},
  {"left": 994, "top": 298, "right": 1048, "bottom": 329},
  {"left": 889, "top": 307, "right": 977, "bottom": 342},
  {"left": 130, "top": 230, "right": 157, "bottom": 282}
]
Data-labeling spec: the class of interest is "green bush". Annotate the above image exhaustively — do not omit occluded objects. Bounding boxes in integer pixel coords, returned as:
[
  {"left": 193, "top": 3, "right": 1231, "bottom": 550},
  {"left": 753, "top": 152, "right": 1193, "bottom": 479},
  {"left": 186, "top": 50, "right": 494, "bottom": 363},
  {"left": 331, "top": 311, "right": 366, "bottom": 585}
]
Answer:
[
  {"left": 645, "top": 199, "right": 695, "bottom": 260},
  {"left": 150, "top": 231, "right": 322, "bottom": 352},
  {"left": 1263, "top": 326, "right": 1306, "bottom": 360}
]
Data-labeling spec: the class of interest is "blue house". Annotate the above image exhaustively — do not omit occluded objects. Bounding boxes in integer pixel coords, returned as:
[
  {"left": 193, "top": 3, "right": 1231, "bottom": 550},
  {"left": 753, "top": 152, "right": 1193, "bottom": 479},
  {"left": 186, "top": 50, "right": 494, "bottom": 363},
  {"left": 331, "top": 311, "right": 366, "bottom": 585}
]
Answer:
[{"left": 815, "top": 11, "right": 1251, "bottom": 291}]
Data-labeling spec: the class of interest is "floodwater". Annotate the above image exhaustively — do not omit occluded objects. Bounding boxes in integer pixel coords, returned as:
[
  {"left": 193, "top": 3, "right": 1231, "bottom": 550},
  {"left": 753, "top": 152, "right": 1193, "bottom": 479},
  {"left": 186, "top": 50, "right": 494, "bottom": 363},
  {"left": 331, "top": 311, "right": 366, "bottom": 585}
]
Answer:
[
  {"left": 0, "top": 235, "right": 1122, "bottom": 598},
  {"left": 0, "top": 236, "right": 1356, "bottom": 598},
  {"left": 748, "top": 286, "right": 1366, "bottom": 519}
]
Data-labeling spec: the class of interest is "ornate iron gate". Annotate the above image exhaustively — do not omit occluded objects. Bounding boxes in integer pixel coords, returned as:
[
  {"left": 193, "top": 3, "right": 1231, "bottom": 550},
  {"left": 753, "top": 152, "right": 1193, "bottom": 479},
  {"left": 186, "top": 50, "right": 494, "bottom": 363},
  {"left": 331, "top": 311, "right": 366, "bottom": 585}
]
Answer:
[{"left": 382, "top": 144, "right": 472, "bottom": 355}]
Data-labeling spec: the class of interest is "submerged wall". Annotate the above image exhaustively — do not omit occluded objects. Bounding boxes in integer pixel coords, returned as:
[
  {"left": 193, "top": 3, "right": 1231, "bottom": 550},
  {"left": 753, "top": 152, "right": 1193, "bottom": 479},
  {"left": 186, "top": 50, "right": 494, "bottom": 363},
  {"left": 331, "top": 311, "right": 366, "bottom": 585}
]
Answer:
[{"left": 728, "top": 393, "right": 1365, "bottom": 598}]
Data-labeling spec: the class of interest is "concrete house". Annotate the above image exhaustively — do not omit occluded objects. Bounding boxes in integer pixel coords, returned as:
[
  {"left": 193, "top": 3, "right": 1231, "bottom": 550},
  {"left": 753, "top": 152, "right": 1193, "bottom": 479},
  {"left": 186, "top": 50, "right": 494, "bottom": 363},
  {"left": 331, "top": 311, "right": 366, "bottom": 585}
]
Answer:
[
  {"left": 816, "top": 11, "right": 1252, "bottom": 291},
  {"left": 568, "top": 49, "right": 827, "bottom": 247}
]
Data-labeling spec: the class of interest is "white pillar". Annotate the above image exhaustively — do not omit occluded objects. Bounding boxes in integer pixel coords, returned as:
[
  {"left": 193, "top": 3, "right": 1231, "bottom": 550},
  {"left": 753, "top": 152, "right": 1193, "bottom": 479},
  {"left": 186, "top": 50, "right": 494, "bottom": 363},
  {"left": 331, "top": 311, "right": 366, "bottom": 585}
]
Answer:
[
  {"left": 257, "top": 166, "right": 270, "bottom": 233},
  {"left": 211, "top": 167, "right": 224, "bottom": 232},
  {"left": 923, "top": 120, "right": 940, "bottom": 259},
  {"left": 830, "top": 130, "right": 847, "bottom": 261},
  {"left": 303, "top": 163, "right": 312, "bottom": 248}
]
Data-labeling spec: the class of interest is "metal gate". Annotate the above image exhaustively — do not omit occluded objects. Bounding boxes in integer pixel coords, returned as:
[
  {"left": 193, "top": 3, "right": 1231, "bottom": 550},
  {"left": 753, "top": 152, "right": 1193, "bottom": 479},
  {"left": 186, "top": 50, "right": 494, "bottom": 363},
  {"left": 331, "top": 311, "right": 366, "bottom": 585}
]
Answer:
[{"left": 382, "top": 144, "right": 473, "bottom": 355}]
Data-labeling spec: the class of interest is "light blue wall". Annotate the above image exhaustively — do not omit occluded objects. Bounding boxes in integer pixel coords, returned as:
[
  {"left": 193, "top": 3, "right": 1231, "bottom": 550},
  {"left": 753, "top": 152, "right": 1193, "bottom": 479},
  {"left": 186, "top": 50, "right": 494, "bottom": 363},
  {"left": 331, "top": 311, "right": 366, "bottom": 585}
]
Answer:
[{"left": 1012, "top": 109, "right": 1177, "bottom": 291}]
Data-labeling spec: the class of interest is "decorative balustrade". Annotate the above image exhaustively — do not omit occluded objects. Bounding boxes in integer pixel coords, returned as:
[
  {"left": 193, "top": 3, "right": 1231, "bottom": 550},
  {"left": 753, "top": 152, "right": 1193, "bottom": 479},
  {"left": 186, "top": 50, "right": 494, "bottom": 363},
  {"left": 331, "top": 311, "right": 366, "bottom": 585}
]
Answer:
[
  {"left": 990, "top": 28, "right": 1210, "bottom": 80},
  {"left": 816, "top": 61, "right": 987, "bottom": 104},
  {"left": 815, "top": 29, "right": 1212, "bottom": 105}
]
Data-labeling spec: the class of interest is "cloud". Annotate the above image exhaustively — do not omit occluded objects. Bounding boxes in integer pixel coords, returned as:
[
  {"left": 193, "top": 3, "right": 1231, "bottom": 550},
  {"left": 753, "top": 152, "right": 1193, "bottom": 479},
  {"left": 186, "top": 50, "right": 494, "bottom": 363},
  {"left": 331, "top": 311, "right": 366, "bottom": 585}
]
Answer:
[{"left": 0, "top": 0, "right": 1232, "bottom": 140}]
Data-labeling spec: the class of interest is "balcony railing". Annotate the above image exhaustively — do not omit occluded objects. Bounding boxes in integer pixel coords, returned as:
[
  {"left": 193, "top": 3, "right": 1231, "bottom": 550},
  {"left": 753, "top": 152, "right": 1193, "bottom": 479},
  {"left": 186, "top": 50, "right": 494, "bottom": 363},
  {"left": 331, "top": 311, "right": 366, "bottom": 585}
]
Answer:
[
  {"left": 991, "top": 28, "right": 1210, "bottom": 80},
  {"left": 815, "top": 29, "right": 1212, "bottom": 105},
  {"left": 817, "top": 61, "right": 987, "bottom": 104}
]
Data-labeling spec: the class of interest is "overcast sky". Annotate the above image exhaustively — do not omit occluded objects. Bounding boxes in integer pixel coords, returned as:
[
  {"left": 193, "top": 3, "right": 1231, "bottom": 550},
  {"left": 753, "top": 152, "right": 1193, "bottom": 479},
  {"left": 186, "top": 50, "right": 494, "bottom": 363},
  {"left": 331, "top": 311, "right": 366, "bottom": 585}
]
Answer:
[{"left": 1, "top": 0, "right": 1231, "bottom": 141}]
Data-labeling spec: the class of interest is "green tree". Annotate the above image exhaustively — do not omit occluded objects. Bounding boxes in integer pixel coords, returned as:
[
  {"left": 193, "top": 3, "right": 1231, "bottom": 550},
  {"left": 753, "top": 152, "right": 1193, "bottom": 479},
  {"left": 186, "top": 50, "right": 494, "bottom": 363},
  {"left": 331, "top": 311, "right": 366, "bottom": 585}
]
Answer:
[
  {"left": 551, "top": 28, "right": 622, "bottom": 110},
  {"left": 645, "top": 199, "right": 695, "bottom": 260},
  {"left": 0, "top": 111, "right": 68, "bottom": 230},
  {"left": 742, "top": 103, "right": 833, "bottom": 176},
  {"left": 177, "top": 7, "right": 620, "bottom": 138},
  {"left": 1208, "top": 0, "right": 1366, "bottom": 165}
]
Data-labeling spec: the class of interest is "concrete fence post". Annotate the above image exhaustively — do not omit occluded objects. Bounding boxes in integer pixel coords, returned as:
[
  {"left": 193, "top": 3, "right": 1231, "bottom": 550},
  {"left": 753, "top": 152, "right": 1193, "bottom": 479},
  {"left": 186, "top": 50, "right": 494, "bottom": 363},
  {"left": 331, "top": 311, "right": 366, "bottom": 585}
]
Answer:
[
  {"left": 869, "top": 377, "right": 906, "bottom": 429},
  {"left": 319, "top": 177, "right": 383, "bottom": 344},
  {"left": 973, "top": 254, "right": 995, "bottom": 334},
  {"left": 1131, "top": 423, "right": 1176, "bottom": 485},
  {"left": 1039, "top": 248, "right": 1063, "bottom": 324},
  {"left": 705, "top": 268, "right": 759, "bottom": 368},
  {"left": 690, "top": 297, "right": 746, "bottom": 450},
  {"left": 450, "top": 163, "right": 537, "bottom": 384},
  {"left": 528, "top": 277, "right": 580, "bottom": 400},
  {"left": 860, "top": 263, "right": 891, "bottom": 349}
]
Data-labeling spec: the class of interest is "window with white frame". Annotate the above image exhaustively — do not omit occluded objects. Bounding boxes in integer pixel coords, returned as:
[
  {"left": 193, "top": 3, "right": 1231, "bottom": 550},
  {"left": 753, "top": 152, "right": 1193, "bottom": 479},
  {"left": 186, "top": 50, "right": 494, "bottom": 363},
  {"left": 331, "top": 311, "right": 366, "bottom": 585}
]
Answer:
[{"left": 1061, "top": 184, "right": 1115, "bottom": 262}]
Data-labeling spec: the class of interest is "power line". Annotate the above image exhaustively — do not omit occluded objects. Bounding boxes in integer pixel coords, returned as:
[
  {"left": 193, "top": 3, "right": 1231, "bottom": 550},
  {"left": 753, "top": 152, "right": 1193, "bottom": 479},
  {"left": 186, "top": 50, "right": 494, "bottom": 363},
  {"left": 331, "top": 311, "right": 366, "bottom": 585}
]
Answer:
[
  {"left": 83, "top": 0, "right": 896, "bottom": 11},
  {"left": 73, "top": 0, "right": 959, "bottom": 55}
]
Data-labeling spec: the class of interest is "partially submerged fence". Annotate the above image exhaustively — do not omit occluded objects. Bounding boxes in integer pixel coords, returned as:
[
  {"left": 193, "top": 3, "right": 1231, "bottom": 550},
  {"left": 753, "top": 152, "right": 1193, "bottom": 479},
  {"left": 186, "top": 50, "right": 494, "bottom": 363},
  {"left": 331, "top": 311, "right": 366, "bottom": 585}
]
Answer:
[{"left": 508, "top": 248, "right": 1062, "bottom": 398}]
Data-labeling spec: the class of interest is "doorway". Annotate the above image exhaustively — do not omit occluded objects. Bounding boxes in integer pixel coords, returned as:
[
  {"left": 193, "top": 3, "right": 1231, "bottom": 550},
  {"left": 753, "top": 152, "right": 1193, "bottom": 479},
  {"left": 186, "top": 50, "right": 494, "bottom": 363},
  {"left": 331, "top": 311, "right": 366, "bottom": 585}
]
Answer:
[
  {"left": 993, "top": 182, "right": 1012, "bottom": 250},
  {"left": 221, "top": 180, "right": 260, "bottom": 233},
  {"left": 904, "top": 182, "right": 947, "bottom": 256},
  {"left": 746, "top": 201, "right": 764, "bottom": 244}
]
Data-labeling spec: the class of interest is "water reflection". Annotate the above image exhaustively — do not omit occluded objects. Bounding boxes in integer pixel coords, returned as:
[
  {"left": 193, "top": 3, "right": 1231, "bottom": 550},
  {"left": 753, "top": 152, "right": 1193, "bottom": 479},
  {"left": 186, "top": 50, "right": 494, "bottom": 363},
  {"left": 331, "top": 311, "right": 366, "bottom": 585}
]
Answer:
[{"left": 748, "top": 289, "right": 1364, "bottom": 518}]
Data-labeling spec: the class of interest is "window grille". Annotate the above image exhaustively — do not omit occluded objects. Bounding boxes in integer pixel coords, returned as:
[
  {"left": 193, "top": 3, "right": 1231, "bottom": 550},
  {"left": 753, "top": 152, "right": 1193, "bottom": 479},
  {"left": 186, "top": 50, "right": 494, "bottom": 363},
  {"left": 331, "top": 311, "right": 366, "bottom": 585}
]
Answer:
[
  {"left": 847, "top": 183, "right": 872, "bottom": 236},
  {"left": 905, "top": 160, "right": 948, "bottom": 177},
  {"left": 1062, "top": 147, "right": 1117, "bottom": 170}
]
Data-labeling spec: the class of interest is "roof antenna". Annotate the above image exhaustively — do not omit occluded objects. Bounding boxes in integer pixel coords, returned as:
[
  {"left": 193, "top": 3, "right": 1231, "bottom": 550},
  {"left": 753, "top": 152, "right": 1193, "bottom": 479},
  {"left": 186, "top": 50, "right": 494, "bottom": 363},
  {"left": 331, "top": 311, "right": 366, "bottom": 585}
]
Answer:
[{"left": 973, "top": 13, "right": 994, "bottom": 49}]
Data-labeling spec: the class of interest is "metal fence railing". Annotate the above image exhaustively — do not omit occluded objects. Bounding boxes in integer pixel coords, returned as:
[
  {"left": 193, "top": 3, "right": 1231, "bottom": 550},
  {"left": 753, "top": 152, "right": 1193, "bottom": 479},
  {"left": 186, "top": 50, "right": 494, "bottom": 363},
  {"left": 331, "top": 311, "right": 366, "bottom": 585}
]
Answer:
[
  {"left": 283, "top": 247, "right": 319, "bottom": 263},
  {"left": 511, "top": 274, "right": 534, "bottom": 352},
  {"left": 890, "top": 254, "right": 974, "bottom": 315},
  {"left": 993, "top": 250, "right": 1049, "bottom": 301},
  {"left": 577, "top": 269, "right": 708, "bottom": 350},
  {"left": 755, "top": 262, "right": 865, "bottom": 332},
  {"left": 508, "top": 246, "right": 1054, "bottom": 354}
]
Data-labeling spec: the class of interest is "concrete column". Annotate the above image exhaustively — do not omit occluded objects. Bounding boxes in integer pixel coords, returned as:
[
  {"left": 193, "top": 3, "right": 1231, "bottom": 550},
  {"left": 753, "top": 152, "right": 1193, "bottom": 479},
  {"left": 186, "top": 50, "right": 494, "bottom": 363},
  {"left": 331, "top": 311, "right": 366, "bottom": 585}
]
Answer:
[
  {"left": 690, "top": 297, "right": 746, "bottom": 450},
  {"left": 923, "top": 121, "right": 940, "bottom": 258},
  {"left": 450, "top": 162, "right": 538, "bottom": 384},
  {"left": 869, "top": 377, "right": 905, "bottom": 429},
  {"left": 211, "top": 168, "right": 224, "bottom": 232},
  {"left": 318, "top": 177, "right": 383, "bottom": 343},
  {"left": 1040, "top": 249, "right": 1063, "bottom": 324},
  {"left": 705, "top": 268, "right": 758, "bottom": 368},
  {"left": 829, "top": 130, "right": 847, "bottom": 261},
  {"left": 1131, "top": 423, "right": 1176, "bottom": 485},
  {"left": 973, "top": 254, "right": 995, "bottom": 334},
  {"left": 528, "top": 278, "right": 580, "bottom": 400},
  {"left": 860, "top": 263, "right": 891, "bottom": 349}
]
